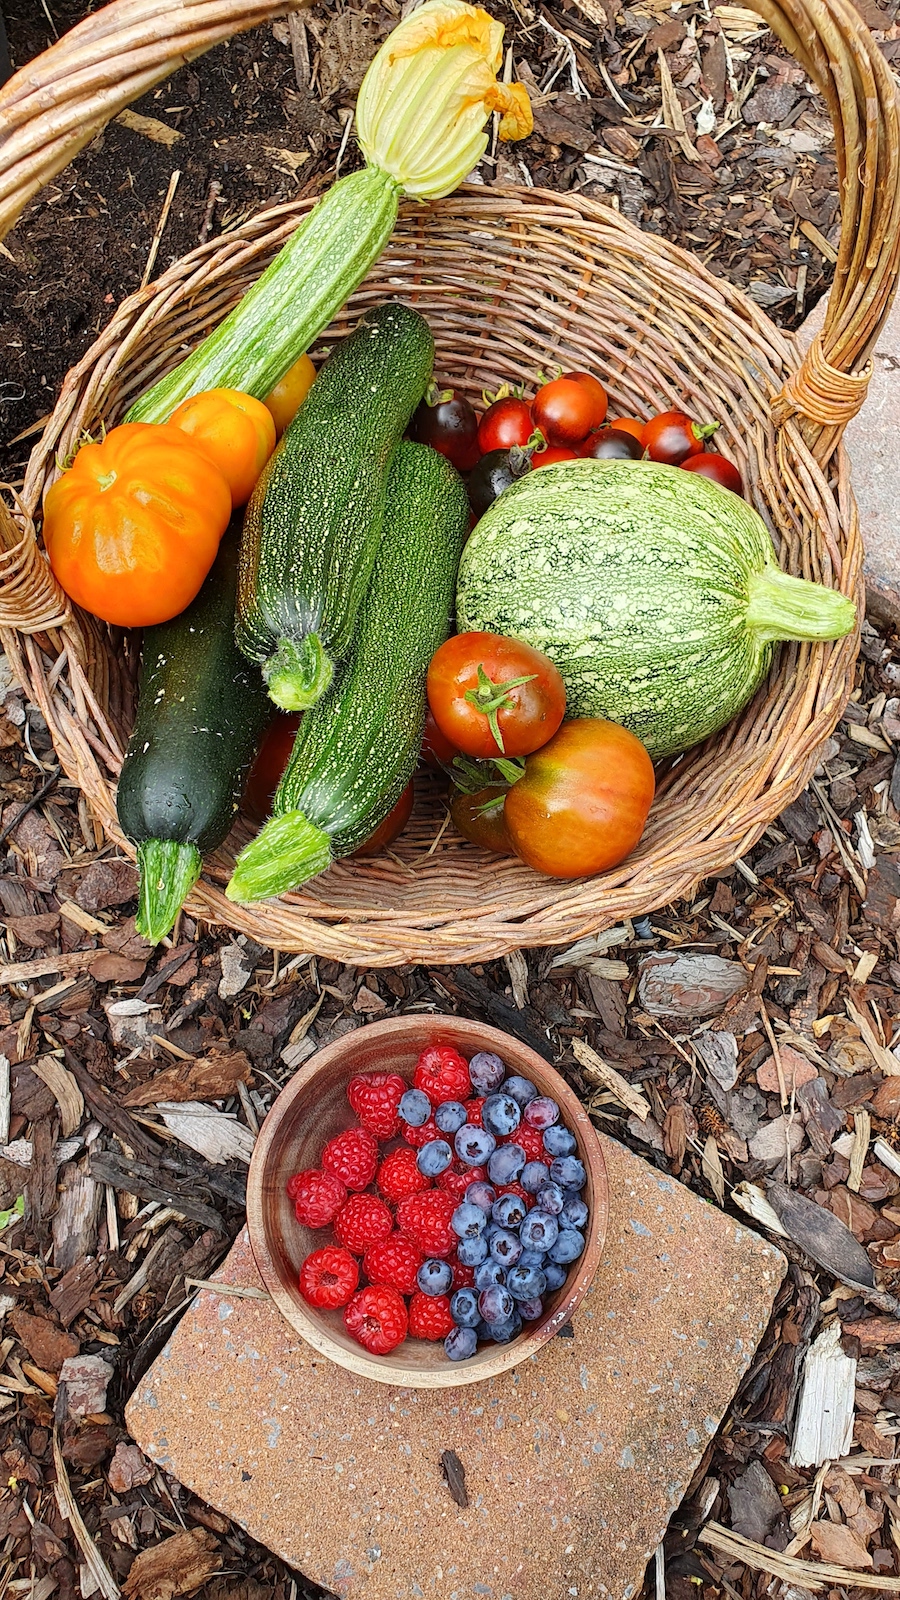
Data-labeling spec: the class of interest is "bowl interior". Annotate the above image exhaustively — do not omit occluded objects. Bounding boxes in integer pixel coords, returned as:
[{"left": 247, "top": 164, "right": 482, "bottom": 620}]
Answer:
[{"left": 248, "top": 1015, "right": 608, "bottom": 1387}]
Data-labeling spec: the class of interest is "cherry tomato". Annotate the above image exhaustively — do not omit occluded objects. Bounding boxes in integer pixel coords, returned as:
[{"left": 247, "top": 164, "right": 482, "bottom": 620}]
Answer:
[
  {"left": 608, "top": 417, "right": 645, "bottom": 442},
  {"left": 580, "top": 427, "right": 643, "bottom": 461},
  {"left": 681, "top": 452, "right": 744, "bottom": 496},
  {"left": 427, "top": 632, "right": 566, "bottom": 759},
  {"left": 531, "top": 378, "right": 597, "bottom": 447},
  {"left": 243, "top": 713, "right": 302, "bottom": 822},
  {"left": 504, "top": 718, "right": 655, "bottom": 879},
  {"left": 642, "top": 410, "right": 719, "bottom": 465},
  {"left": 264, "top": 353, "right": 317, "bottom": 438},
  {"left": 478, "top": 397, "right": 534, "bottom": 453},
  {"left": 563, "top": 372, "right": 608, "bottom": 430},
  {"left": 531, "top": 444, "right": 578, "bottom": 468},
  {"left": 450, "top": 785, "right": 515, "bottom": 855},
  {"left": 468, "top": 447, "right": 531, "bottom": 517},
  {"left": 411, "top": 388, "right": 480, "bottom": 472},
  {"left": 170, "top": 388, "right": 276, "bottom": 507},
  {"left": 421, "top": 706, "right": 459, "bottom": 769},
  {"left": 352, "top": 782, "right": 414, "bottom": 856}
]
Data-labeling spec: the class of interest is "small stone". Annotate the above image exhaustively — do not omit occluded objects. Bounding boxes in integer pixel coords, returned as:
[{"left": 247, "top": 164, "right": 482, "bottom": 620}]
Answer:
[
  {"left": 218, "top": 942, "right": 255, "bottom": 1001},
  {"left": 756, "top": 1047, "right": 818, "bottom": 1095},
  {"left": 59, "top": 1353, "right": 114, "bottom": 1417},
  {"left": 103, "top": 997, "right": 158, "bottom": 1051},
  {"left": 748, "top": 1116, "right": 805, "bottom": 1166},
  {"left": 108, "top": 1442, "right": 154, "bottom": 1494}
]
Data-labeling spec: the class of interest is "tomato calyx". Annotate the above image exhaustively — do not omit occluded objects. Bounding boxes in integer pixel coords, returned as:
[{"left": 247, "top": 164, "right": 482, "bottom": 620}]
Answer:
[
  {"left": 692, "top": 421, "right": 720, "bottom": 445},
  {"left": 424, "top": 380, "right": 455, "bottom": 407},
  {"left": 463, "top": 662, "right": 539, "bottom": 755},
  {"left": 481, "top": 380, "right": 527, "bottom": 407},
  {"left": 450, "top": 751, "right": 525, "bottom": 793}
]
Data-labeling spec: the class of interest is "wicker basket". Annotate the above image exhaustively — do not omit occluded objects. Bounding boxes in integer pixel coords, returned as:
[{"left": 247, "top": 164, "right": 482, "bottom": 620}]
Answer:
[{"left": 0, "top": 0, "right": 897, "bottom": 967}]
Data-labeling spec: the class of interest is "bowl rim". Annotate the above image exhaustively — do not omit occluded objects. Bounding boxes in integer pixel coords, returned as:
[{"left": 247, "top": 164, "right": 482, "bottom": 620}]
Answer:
[{"left": 247, "top": 1015, "right": 609, "bottom": 1388}]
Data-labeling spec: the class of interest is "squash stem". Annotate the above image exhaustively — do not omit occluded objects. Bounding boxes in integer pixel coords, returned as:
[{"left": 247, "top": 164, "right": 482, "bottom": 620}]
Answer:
[
  {"left": 126, "top": 166, "right": 402, "bottom": 423},
  {"left": 264, "top": 634, "right": 334, "bottom": 711},
  {"left": 135, "top": 839, "right": 202, "bottom": 944},
  {"left": 746, "top": 565, "right": 856, "bottom": 645},
  {"left": 226, "top": 811, "right": 332, "bottom": 902}
]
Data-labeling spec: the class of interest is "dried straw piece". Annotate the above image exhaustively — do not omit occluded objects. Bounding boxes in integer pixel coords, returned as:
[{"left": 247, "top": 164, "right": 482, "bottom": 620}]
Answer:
[{"left": 699, "top": 1519, "right": 900, "bottom": 1591}]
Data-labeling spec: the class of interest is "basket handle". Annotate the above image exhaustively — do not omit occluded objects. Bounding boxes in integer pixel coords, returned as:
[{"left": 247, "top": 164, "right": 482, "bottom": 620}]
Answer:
[
  {"left": 753, "top": 0, "right": 900, "bottom": 459},
  {"left": 0, "top": 0, "right": 312, "bottom": 241}
]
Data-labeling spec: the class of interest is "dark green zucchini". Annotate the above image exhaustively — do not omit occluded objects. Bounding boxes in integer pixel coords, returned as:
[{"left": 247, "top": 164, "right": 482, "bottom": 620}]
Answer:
[
  {"left": 236, "top": 301, "right": 434, "bottom": 712},
  {"left": 227, "top": 441, "right": 469, "bottom": 902},
  {"left": 117, "top": 525, "right": 272, "bottom": 943}
]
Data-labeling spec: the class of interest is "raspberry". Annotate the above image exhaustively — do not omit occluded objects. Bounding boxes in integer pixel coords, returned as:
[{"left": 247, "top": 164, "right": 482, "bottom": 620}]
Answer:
[
  {"left": 344, "top": 1284, "right": 408, "bottom": 1355},
  {"left": 463, "top": 1097, "right": 485, "bottom": 1127},
  {"left": 413, "top": 1044, "right": 472, "bottom": 1107},
  {"left": 403, "top": 1117, "right": 440, "bottom": 1150},
  {"left": 322, "top": 1127, "right": 378, "bottom": 1191},
  {"left": 408, "top": 1291, "right": 455, "bottom": 1340},
  {"left": 334, "top": 1193, "right": 394, "bottom": 1254},
  {"left": 514, "top": 1124, "right": 551, "bottom": 1165},
  {"left": 347, "top": 1072, "right": 406, "bottom": 1139},
  {"left": 299, "top": 1246, "right": 359, "bottom": 1309},
  {"left": 496, "top": 1181, "right": 533, "bottom": 1208},
  {"left": 451, "top": 1259, "right": 476, "bottom": 1289},
  {"left": 377, "top": 1146, "right": 431, "bottom": 1203},
  {"left": 396, "top": 1190, "right": 458, "bottom": 1258},
  {"left": 363, "top": 1233, "right": 423, "bottom": 1296},
  {"left": 287, "top": 1168, "right": 347, "bottom": 1228},
  {"left": 437, "top": 1160, "right": 486, "bottom": 1201}
]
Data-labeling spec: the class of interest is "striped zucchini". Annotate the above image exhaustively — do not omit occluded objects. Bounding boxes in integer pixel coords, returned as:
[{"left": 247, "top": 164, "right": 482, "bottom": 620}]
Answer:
[
  {"left": 227, "top": 441, "right": 469, "bottom": 902},
  {"left": 236, "top": 301, "right": 434, "bottom": 711},
  {"left": 456, "top": 459, "right": 855, "bottom": 759}
]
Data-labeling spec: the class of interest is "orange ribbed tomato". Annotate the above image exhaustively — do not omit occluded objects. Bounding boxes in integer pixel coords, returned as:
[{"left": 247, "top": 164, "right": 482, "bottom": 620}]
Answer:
[
  {"left": 169, "top": 388, "right": 276, "bottom": 506},
  {"left": 264, "top": 353, "right": 317, "bottom": 438},
  {"left": 42, "top": 422, "right": 231, "bottom": 628}
]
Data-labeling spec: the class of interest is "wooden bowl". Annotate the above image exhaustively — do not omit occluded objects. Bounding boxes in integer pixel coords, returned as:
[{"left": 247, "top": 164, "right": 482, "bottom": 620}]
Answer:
[{"left": 247, "top": 1015, "right": 608, "bottom": 1388}]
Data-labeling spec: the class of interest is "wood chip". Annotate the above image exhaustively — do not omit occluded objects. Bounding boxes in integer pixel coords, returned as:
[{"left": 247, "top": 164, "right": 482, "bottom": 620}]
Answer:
[
  {"left": 58, "top": 898, "right": 108, "bottom": 935},
  {"left": 0, "top": 949, "right": 101, "bottom": 985},
  {"left": 31, "top": 1055, "right": 83, "bottom": 1137},
  {"left": 702, "top": 1134, "right": 726, "bottom": 1205},
  {"left": 572, "top": 1037, "right": 650, "bottom": 1121},
  {"left": 657, "top": 48, "right": 700, "bottom": 161},
  {"left": 121, "top": 1527, "right": 221, "bottom": 1600},
  {"left": 699, "top": 1519, "right": 900, "bottom": 1590},
  {"left": 53, "top": 1431, "right": 120, "bottom": 1599},
  {"left": 846, "top": 998, "right": 900, "bottom": 1076},
  {"left": 116, "top": 108, "right": 183, "bottom": 147},
  {"left": 848, "top": 1109, "right": 871, "bottom": 1193},
  {"left": 156, "top": 1102, "right": 256, "bottom": 1165},
  {"left": 791, "top": 1321, "right": 855, "bottom": 1466},
  {"left": 122, "top": 1051, "right": 252, "bottom": 1108}
]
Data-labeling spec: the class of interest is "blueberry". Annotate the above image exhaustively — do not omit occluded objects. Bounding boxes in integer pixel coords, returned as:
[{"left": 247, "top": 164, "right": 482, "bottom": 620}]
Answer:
[
  {"left": 492, "top": 1192, "right": 527, "bottom": 1229},
  {"left": 535, "top": 1181, "right": 565, "bottom": 1216},
  {"left": 482, "top": 1094, "right": 521, "bottom": 1138},
  {"left": 399, "top": 1087, "right": 431, "bottom": 1127},
  {"left": 487, "top": 1312, "right": 522, "bottom": 1344},
  {"left": 434, "top": 1099, "right": 468, "bottom": 1135},
  {"left": 489, "top": 1228, "right": 522, "bottom": 1267},
  {"left": 543, "top": 1260, "right": 568, "bottom": 1291},
  {"left": 560, "top": 1194, "right": 589, "bottom": 1230},
  {"left": 518, "top": 1296, "right": 544, "bottom": 1321},
  {"left": 507, "top": 1262, "right": 548, "bottom": 1301},
  {"left": 452, "top": 1201, "right": 488, "bottom": 1239},
  {"left": 542, "top": 1124, "right": 577, "bottom": 1157},
  {"left": 503, "top": 1075, "right": 539, "bottom": 1108},
  {"left": 524, "top": 1095, "right": 559, "bottom": 1129},
  {"left": 479, "top": 1284, "right": 514, "bottom": 1324},
  {"left": 487, "top": 1143, "right": 526, "bottom": 1185},
  {"left": 517, "top": 1249, "right": 547, "bottom": 1270},
  {"left": 550, "top": 1155, "right": 586, "bottom": 1190},
  {"left": 474, "top": 1260, "right": 506, "bottom": 1291},
  {"left": 549, "top": 1228, "right": 585, "bottom": 1264},
  {"left": 444, "top": 1325, "right": 478, "bottom": 1361},
  {"left": 454, "top": 1125, "right": 496, "bottom": 1166},
  {"left": 520, "top": 1210, "right": 560, "bottom": 1252},
  {"left": 457, "top": 1233, "right": 489, "bottom": 1266},
  {"left": 416, "top": 1138, "right": 453, "bottom": 1177},
  {"left": 465, "top": 1180, "right": 497, "bottom": 1213},
  {"left": 476, "top": 1319, "right": 494, "bottom": 1340},
  {"left": 450, "top": 1287, "right": 481, "bottom": 1328},
  {"left": 468, "top": 1051, "right": 506, "bottom": 1093},
  {"left": 417, "top": 1258, "right": 453, "bottom": 1296},
  {"left": 520, "top": 1160, "right": 550, "bottom": 1194}
]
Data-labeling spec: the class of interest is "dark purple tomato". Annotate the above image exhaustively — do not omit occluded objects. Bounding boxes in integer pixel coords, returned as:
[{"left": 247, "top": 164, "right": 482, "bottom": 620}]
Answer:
[
  {"left": 580, "top": 427, "right": 643, "bottom": 461},
  {"left": 468, "top": 448, "right": 529, "bottom": 519},
  {"left": 411, "top": 390, "right": 480, "bottom": 471}
]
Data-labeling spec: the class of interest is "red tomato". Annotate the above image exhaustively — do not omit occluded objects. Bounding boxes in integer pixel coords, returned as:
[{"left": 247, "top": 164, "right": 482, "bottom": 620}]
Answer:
[
  {"left": 450, "top": 785, "right": 515, "bottom": 855},
  {"left": 503, "top": 718, "right": 655, "bottom": 879},
  {"left": 352, "top": 783, "right": 414, "bottom": 856},
  {"left": 681, "top": 452, "right": 744, "bottom": 496},
  {"left": 531, "top": 444, "right": 578, "bottom": 468},
  {"left": 609, "top": 417, "right": 645, "bottom": 442},
  {"left": 478, "top": 397, "right": 534, "bottom": 453},
  {"left": 243, "top": 713, "right": 301, "bottom": 822},
  {"left": 421, "top": 706, "right": 459, "bottom": 770},
  {"left": 531, "top": 378, "right": 597, "bottom": 446},
  {"left": 642, "top": 410, "right": 719, "bottom": 465},
  {"left": 427, "top": 632, "right": 566, "bottom": 759},
  {"left": 411, "top": 389, "right": 480, "bottom": 472},
  {"left": 563, "top": 372, "right": 608, "bottom": 430}
]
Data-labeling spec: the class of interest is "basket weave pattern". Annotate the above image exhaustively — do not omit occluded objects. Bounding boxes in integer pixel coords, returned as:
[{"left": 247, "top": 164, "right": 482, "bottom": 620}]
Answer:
[{"left": 0, "top": 0, "right": 898, "bottom": 965}]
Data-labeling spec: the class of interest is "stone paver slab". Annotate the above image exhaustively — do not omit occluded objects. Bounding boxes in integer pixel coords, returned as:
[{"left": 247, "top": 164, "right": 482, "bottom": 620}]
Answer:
[{"left": 127, "top": 1134, "right": 784, "bottom": 1600}]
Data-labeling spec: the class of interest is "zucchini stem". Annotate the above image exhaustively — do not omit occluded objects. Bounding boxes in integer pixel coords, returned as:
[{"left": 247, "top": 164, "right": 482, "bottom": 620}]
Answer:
[
  {"left": 135, "top": 839, "right": 202, "bottom": 944},
  {"left": 746, "top": 565, "right": 856, "bottom": 645},
  {"left": 226, "top": 811, "right": 332, "bottom": 902},
  {"left": 264, "top": 634, "right": 334, "bottom": 711}
]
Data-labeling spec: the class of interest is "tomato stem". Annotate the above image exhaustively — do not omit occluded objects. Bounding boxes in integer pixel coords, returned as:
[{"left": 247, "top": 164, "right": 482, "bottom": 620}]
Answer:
[
  {"left": 692, "top": 421, "right": 720, "bottom": 443},
  {"left": 463, "top": 662, "right": 537, "bottom": 754}
]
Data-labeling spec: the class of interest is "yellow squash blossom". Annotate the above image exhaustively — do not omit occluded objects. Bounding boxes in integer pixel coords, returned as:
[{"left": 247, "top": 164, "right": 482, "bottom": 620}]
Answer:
[{"left": 357, "top": 0, "right": 533, "bottom": 198}]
